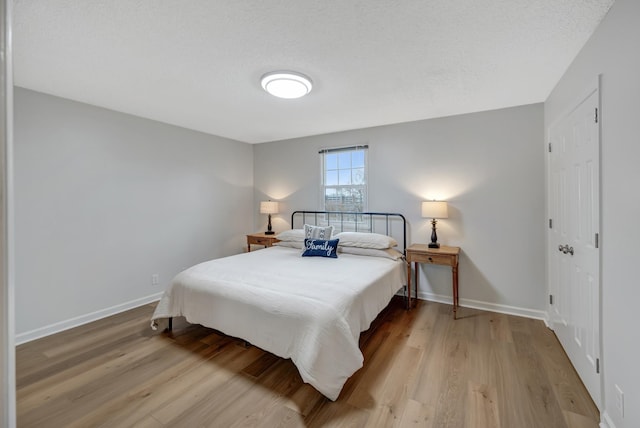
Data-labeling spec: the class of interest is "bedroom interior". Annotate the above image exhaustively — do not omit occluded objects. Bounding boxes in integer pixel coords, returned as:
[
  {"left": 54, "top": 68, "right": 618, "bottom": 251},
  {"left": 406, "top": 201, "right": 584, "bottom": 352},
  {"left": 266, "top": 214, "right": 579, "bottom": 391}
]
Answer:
[{"left": 2, "top": 0, "right": 640, "bottom": 427}]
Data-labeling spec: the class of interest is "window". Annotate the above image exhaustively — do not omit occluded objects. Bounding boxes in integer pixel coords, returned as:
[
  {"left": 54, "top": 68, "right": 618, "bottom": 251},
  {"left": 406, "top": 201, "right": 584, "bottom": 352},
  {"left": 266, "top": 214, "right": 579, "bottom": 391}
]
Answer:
[{"left": 320, "top": 145, "right": 368, "bottom": 213}]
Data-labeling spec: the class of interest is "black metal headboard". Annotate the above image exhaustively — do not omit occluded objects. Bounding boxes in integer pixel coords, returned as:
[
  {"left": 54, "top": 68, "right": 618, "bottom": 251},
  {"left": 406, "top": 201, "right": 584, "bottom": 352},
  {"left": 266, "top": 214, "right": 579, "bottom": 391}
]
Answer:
[{"left": 291, "top": 210, "right": 407, "bottom": 255}]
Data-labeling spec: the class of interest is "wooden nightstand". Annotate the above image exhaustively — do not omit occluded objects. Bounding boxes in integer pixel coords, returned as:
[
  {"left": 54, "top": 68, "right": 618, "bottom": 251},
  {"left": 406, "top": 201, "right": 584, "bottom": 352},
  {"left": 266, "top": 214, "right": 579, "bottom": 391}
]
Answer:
[
  {"left": 405, "top": 244, "right": 460, "bottom": 318},
  {"left": 246, "top": 232, "right": 280, "bottom": 252}
]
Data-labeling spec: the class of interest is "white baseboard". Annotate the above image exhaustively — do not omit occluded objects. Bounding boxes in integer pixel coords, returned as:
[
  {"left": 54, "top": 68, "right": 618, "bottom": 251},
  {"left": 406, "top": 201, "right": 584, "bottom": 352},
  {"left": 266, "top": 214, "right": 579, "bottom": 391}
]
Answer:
[
  {"left": 15, "top": 292, "right": 163, "bottom": 345},
  {"left": 417, "top": 291, "right": 548, "bottom": 322},
  {"left": 17, "top": 290, "right": 549, "bottom": 345}
]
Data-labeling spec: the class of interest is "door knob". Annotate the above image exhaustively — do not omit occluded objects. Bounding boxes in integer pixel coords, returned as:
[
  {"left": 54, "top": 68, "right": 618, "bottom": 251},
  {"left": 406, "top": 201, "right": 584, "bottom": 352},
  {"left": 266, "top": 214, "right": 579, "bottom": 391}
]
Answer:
[{"left": 558, "top": 244, "right": 574, "bottom": 255}]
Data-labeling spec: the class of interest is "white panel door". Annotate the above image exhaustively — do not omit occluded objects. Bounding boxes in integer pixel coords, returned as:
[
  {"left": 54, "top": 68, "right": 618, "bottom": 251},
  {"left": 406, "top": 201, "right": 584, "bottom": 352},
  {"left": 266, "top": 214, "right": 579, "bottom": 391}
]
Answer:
[
  {"left": 548, "top": 85, "right": 601, "bottom": 408},
  {"left": 548, "top": 117, "right": 569, "bottom": 328}
]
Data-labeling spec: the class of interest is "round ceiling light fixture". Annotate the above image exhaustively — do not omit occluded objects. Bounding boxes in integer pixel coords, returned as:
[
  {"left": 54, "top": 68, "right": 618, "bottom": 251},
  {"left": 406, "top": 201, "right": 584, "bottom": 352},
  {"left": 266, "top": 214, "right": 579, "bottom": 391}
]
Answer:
[{"left": 261, "top": 71, "right": 313, "bottom": 99}]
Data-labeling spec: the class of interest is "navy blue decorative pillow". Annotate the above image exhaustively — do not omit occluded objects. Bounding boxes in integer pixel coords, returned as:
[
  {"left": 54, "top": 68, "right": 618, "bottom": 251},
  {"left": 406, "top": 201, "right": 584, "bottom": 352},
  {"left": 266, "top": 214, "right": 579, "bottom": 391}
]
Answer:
[{"left": 302, "top": 238, "right": 339, "bottom": 258}]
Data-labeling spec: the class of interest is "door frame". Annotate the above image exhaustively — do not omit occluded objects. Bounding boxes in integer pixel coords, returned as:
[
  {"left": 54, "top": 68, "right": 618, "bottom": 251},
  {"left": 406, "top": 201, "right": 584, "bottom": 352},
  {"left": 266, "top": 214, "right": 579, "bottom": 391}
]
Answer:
[
  {"left": 1, "top": 0, "right": 16, "bottom": 426},
  {"left": 546, "top": 76, "right": 603, "bottom": 410}
]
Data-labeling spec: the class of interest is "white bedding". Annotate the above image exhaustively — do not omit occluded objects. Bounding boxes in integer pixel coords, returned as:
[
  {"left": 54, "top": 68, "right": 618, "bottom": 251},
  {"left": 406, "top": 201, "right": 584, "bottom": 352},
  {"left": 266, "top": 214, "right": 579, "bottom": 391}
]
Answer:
[{"left": 151, "top": 245, "right": 405, "bottom": 400}]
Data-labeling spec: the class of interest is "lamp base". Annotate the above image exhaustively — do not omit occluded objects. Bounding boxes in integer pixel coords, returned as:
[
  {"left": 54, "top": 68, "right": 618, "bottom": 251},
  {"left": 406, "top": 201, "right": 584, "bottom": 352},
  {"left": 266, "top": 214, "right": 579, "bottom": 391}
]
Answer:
[
  {"left": 429, "top": 218, "right": 440, "bottom": 248},
  {"left": 265, "top": 213, "right": 275, "bottom": 235}
]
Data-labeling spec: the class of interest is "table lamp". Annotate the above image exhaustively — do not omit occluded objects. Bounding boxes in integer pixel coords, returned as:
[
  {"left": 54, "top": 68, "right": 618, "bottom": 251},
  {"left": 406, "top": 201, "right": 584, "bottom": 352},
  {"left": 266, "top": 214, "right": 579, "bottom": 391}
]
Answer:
[
  {"left": 260, "top": 201, "right": 279, "bottom": 235},
  {"left": 421, "top": 201, "right": 448, "bottom": 248}
]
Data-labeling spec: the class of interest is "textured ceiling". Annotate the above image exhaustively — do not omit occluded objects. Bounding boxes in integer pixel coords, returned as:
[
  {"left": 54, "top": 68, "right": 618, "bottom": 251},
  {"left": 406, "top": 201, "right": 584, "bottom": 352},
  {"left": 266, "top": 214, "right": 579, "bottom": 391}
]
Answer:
[{"left": 13, "top": 0, "right": 614, "bottom": 143}]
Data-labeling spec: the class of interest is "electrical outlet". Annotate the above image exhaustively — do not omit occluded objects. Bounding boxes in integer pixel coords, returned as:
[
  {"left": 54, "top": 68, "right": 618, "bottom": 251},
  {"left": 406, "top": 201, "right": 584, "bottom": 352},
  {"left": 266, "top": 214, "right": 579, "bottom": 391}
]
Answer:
[
  {"left": 614, "top": 384, "right": 624, "bottom": 418},
  {"left": 151, "top": 274, "right": 159, "bottom": 286}
]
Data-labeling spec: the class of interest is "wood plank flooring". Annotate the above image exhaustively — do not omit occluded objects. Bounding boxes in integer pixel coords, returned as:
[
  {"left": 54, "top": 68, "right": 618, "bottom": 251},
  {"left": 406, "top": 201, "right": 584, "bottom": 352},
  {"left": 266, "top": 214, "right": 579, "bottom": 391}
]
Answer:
[{"left": 16, "top": 297, "right": 599, "bottom": 427}]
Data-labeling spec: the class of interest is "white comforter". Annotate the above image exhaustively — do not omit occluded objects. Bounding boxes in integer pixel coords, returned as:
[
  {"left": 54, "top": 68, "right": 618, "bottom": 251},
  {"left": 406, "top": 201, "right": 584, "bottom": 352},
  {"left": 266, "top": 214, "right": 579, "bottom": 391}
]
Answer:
[{"left": 151, "top": 245, "right": 405, "bottom": 400}]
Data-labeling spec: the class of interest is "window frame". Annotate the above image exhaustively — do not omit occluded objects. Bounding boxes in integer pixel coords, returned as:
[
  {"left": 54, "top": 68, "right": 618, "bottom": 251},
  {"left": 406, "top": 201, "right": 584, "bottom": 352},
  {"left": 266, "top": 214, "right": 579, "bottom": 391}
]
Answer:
[{"left": 319, "top": 145, "right": 369, "bottom": 215}]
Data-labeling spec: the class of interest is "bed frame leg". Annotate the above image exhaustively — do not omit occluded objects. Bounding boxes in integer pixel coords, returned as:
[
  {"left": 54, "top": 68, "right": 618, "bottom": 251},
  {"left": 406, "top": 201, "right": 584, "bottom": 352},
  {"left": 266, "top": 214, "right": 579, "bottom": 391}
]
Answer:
[{"left": 168, "top": 317, "right": 173, "bottom": 331}]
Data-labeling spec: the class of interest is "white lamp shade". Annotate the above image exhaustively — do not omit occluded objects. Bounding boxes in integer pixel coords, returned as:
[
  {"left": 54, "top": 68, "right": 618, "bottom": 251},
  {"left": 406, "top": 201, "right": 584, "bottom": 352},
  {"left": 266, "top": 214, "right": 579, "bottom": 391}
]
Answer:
[
  {"left": 421, "top": 201, "right": 448, "bottom": 219},
  {"left": 260, "top": 201, "right": 279, "bottom": 214}
]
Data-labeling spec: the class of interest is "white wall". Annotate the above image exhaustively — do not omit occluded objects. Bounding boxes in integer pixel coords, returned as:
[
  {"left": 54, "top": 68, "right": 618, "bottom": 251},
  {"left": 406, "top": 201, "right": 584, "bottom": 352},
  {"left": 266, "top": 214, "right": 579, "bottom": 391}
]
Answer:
[
  {"left": 14, "top": 88, "right": 254, "bottom": 340},
  {"left": 254, "top": 104, "right": 546, "bottom": 317},
  {"left": 545, "top": 0, "right": 640, "bottom": 427}
]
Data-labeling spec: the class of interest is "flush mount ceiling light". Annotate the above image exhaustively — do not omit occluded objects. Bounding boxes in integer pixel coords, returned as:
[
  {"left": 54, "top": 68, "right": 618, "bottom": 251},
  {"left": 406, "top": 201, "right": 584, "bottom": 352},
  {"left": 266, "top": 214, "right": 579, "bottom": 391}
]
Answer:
[{"left": 261, "top": 71, "right": 313, "bottom": 99}]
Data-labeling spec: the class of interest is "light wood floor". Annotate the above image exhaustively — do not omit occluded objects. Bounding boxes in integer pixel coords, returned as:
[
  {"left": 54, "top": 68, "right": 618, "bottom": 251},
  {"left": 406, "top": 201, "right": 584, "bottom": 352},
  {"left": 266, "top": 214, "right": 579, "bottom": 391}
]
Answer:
[{"left": 17, "top": 297, "right": 599, "bottom": 427}]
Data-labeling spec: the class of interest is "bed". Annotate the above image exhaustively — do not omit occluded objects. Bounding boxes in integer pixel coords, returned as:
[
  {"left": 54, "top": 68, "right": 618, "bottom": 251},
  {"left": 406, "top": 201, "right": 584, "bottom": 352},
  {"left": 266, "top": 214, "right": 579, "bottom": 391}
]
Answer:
[{"left": 151, "top": 211, "right": 407, "bottom": 400}]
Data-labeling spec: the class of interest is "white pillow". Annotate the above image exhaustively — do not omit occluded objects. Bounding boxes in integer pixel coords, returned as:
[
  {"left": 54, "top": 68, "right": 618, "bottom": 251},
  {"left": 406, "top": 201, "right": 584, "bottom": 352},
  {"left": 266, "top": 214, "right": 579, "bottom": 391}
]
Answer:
[
  {"left": 273, "top": 240, "right": 303, "bottom": 249},
  {"left": 339, "top": 246, "right": 403, "bottom": 261},
  {"left": 275, "top": 229, "right": 305, "bottom": 242},
  {"left": 304, "top": 224, "right": 334, "bottom": 240},
  {"left": 333, "top": 232, "right": 398, "bottom": 249}
]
